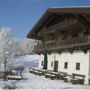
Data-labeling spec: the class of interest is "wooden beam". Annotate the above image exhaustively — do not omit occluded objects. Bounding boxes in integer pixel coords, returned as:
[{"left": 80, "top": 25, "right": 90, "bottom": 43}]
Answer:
[
  {"left": 47, "top": 18, "right": 81, "bottom": 33},
  {"left": 69, "top": 50, "right": 73, "bottom": 54},
  {"left": 82, "top": 49, "right": 87, "bottom": 54}
]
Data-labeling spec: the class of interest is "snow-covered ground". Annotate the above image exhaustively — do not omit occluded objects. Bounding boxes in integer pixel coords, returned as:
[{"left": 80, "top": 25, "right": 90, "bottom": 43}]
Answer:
[{"left": 0, "top": 55, "right": 90, "bottom": 89}]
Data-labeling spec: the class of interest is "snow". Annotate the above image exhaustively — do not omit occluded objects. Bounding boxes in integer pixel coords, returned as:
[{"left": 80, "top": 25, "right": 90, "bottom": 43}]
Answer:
[
  {"left": 0, "top": 55, "right": 90, "bottom": 89},
  {"left": 3, "top": 71, "right": 90, "bottom": 89},
  {"left": 7, "top": 55, "right": 39, "bottom": 70},
  {"left": 7, "top": 75, "right": 22, "bottom": 79},
  {"left": 51, "top": 6, "right": 90, "bottom": 9}
]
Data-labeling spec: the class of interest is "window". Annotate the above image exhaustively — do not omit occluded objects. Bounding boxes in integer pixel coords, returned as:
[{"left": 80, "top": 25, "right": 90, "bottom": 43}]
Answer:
[
  {"left": 51, "top": 61, "right": 53, "bottom": 67},
  {"left": 61, "top": 31, "right": 67, "bottom": 40},
  {"left": 84, "top": 29, "right": 88, "bottom": 35},
  {"left": 71, "top": 31, "right": 79, "bottom": 38},
  {"left": 41, "top": 61, "right": 44, "bottom": 66},
  {"left": 76, "top": 63, "right": 80, "bottom": 70},
  {"left": 61, "top": 35, "right": 67, "bottom": 40},
  {"left": 64, "top": 62, "right": 68, "bottom": 69}
]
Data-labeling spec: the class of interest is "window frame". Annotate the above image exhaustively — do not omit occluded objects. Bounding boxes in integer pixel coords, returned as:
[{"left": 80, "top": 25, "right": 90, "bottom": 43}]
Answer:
[
  {"left": 51, "top": 61, "right": 53, "bottom": 67},
  {"left": 71, "top": 31, "right": 79, "bottom": 38},
  {"left": 64, "top": 62, "right": 68, "bottom": 69},
  {"left": 41, "top": 61, "right": 44, "bottom": 66},
  {"left": 76, "top": 63, "right": 80, "bottom": 70}
]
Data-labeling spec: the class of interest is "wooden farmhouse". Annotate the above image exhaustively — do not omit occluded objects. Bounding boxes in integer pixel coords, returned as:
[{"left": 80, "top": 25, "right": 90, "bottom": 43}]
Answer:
[{"left": 27, "top": 7, "right": 90, "bottom": 84}]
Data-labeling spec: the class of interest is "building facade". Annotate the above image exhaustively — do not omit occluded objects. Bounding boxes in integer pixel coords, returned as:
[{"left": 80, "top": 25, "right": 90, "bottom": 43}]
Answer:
[{"left": 27, "top": 7, "right": 90, "bottom": 84}]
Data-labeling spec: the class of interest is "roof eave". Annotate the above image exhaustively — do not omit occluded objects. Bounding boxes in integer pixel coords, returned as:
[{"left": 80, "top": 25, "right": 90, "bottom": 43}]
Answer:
[{"left": 27, "top": 7, "right": 90, "bottom": 39}]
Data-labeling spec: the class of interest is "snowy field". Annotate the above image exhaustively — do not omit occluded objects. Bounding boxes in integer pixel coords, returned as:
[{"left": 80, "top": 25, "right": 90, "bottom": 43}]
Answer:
[{"left": 0, "top": 55, "right": 90, "bottom": 89}]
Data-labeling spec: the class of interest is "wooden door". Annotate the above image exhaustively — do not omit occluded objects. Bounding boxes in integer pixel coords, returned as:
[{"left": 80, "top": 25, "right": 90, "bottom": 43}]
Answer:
[{"left": 54, "top": 61, "right": 58, "bottom": 72}]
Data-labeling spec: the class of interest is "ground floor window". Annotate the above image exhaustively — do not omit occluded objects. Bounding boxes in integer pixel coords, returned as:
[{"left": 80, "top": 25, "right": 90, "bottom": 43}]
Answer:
[
  {"left": 76, "top": 63, "right": 80, "bottom": 70},
  {"left": 64, "top": 62, "right": 68, "bottom": 69},
  {"left": 51, "top": 61, "right": 53, "bottom": 67},
  {"left": 41, "top": 61, "right": 44, "bottom": 66}
]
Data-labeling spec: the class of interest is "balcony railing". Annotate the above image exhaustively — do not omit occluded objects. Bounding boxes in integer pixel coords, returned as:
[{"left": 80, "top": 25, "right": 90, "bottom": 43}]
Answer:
[{"left": 34, "top": 36, "right": 90, "bottom": 52}]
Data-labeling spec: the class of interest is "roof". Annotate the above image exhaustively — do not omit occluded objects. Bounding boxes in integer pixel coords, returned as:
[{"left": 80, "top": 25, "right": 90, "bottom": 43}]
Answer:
[{"left": 27, "top": 7, "right": 90, "bottom": 39}]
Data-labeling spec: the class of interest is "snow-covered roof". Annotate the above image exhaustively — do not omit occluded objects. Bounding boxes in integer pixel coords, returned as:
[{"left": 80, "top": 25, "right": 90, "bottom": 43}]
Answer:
[{"left": 50, "top": 6, "right": 90, "bottom": 9}]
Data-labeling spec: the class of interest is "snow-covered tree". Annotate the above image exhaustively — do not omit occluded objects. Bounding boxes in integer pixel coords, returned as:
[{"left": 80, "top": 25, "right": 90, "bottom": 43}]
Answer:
[
  {"left": 0, "top": 27, "right": 21, "bottom": 64},
  {"left": 0, "top": 27, "right": 12, "bottom": 63},
  {"left": 0, "top": 27, "right": 38, "bottom": 65},
  {"left": 20, "top": 38, "right": 38, "bottom": 55}
]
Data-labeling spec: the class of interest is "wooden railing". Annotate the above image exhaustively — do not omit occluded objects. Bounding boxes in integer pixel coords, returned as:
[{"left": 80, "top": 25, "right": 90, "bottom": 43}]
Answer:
[{"left": 34, "top": 36, "right": 90, "bottom": 52}]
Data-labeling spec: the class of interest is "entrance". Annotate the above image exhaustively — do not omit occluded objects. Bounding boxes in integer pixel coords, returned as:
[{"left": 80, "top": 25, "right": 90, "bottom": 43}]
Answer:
[{"left": 54, "top": 61, "right": 58, "bottom": 72}]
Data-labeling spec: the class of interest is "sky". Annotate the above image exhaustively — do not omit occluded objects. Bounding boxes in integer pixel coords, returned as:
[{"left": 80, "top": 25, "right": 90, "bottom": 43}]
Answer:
[{"left": 0, "top": 0, "right": 90, "bottom": 39}]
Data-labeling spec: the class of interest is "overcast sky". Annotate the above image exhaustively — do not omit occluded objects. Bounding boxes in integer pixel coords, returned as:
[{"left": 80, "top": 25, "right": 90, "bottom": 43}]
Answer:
[{"left": 0, "top": 0, "right": 90, "bottom": 39}]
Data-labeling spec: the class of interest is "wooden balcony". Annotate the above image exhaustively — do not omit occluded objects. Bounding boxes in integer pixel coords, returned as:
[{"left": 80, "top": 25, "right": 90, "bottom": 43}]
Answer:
[{"left": 34, "top": 36, "right": 90, "bottom": 53}]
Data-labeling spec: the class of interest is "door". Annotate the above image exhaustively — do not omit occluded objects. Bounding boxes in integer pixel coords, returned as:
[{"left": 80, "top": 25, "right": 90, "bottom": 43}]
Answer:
[{"left": 54, "top": 61, "right": 58, "bottom": 72}]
